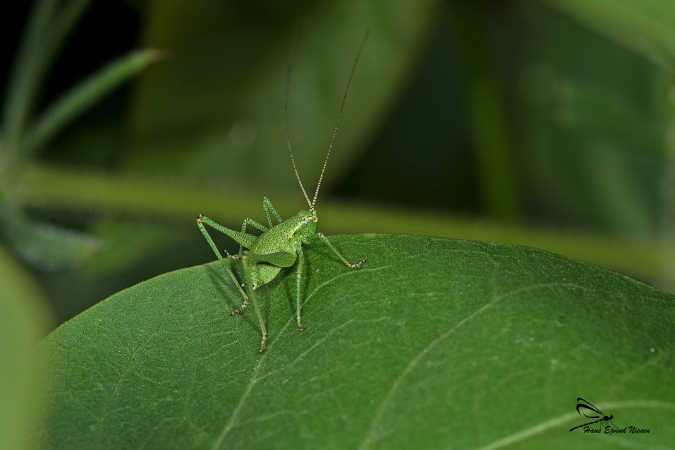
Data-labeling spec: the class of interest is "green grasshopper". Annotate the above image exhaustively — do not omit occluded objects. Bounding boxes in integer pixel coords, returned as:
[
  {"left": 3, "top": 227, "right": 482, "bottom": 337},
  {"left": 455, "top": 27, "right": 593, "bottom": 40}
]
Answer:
[{"left": 196, "top": 33, "right": 368, "bottom": 352}]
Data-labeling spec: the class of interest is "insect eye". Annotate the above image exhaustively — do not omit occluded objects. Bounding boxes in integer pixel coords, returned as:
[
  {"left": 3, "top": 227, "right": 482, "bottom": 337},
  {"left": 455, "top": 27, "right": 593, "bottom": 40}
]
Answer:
[{"left": 311, "top": 216, "right": 318, "bottom": 222}]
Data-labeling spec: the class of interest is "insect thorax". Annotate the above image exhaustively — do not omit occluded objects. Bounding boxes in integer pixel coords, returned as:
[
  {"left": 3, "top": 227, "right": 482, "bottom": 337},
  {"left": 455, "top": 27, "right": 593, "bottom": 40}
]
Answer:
[{"left": 249, "top": 210, "right": 317, "bottom": 255}]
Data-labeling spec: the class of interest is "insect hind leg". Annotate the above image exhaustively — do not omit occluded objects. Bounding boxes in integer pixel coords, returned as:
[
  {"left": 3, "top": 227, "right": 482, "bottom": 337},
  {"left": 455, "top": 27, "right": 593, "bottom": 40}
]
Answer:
[
  {"left": 231, "top": 285, "right": 250, "bottom": 316},
  {"left": 219, "top": 255, "right": 251, "bottom": 317},
  {"left": 239, "top": 217, "right": 267, "bottom": 255},
  {"left": 196, "top": 216, "right": 250, "bottom": 314}
]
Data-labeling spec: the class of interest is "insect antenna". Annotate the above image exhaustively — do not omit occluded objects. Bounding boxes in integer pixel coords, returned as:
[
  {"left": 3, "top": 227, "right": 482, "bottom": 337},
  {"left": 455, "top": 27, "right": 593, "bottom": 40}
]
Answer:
[
  {"left": 285, "top": 38, "right": 313, "bottom": 209},
  {"left": 310, "top": 30, "right": 369, "bottom": 211}
]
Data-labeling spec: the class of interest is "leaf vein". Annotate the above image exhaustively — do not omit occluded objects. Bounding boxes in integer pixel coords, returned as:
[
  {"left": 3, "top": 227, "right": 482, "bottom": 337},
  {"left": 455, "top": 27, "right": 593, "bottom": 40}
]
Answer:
[
  {"left": 476, "top": 400, "right": 675, "bottom": 450},
  {"left": 210, "top": 266, "right": 386, "bottom": 448},
  {"left": 358, "top": 282, "right": 580, "bottom": 449}
]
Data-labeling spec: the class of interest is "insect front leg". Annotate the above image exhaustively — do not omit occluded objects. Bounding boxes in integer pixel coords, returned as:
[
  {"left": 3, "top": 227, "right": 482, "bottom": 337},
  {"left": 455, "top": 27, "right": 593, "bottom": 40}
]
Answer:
[
  {"left": 317, "top": 232, "right": 365, "bottom": 269},
  {"left": 243, "top": 260, "right": 269, "bottom": 352}
]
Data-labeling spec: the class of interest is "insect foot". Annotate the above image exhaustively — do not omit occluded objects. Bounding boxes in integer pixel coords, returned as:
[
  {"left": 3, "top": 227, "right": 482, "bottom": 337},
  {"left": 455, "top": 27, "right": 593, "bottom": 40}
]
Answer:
[
  {"left": 349, "top": 258, "right": 366, "bottom": 270},
  {"left": 259, "top": 333, "right": 268, "bottom": 353},
  {"left": 225, "top": 251, "right": 241, "bottom": 260},
  {"left": 231, "top": 297, "right": 250, "bottom": 316},
  {"left": 296, "top": 316, "right": 305, "bottom": 331}
]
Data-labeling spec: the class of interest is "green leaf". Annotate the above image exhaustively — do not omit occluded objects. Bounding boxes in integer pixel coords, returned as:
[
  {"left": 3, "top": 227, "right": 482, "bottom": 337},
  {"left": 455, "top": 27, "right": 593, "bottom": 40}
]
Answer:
[
  {"left": 542, "top": 0, "right": 675, "bottom": 69},
  {"left": 518, "top": 5, "right": 666, "bottom": 235},
  {"left": 0, "top": 245, "right": 52, "bottom": 450},
  {"left": 24, "top": 49, "right": 163, "bottom": 156},
  {"left": 124, "top": 0, "right": 438, "bottom": 192},
  {"left": 40, "top": 235, "right": 673, "bottom": 449}
]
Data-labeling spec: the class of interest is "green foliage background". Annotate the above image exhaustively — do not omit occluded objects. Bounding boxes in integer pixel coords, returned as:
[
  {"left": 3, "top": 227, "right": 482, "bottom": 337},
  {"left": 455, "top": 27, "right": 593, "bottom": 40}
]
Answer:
[{"left": 1, "top": 0, "right": 674, "bottom": 449}]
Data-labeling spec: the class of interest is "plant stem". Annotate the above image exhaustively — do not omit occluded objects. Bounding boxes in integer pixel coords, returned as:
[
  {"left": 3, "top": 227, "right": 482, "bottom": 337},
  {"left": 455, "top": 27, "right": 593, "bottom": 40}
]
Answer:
[{"left": 16, "top": 164, "right": 671, "bottom": 280}]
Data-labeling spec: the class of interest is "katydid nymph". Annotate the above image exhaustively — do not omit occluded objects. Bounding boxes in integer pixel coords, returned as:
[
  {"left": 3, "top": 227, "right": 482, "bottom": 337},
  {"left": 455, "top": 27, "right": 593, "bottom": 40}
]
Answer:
[{"left": 196, "top": 33, "right": 368, "bottom": 352}]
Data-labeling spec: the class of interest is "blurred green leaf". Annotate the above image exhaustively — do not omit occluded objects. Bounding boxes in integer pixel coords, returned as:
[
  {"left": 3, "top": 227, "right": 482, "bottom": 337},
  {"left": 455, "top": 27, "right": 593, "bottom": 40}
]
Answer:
[
  {"left": 40, "top": 235, "right": 674, "bottom": 448},
  {"left": 125, "top": 0, "right": 438, "bottom": 192},
  {"left": 3, "top": 0, "right": 58, "bottom": 145},
  {"left": 0, "top": 245, "right": 51, "bottom": 450},
  {"left": 24, "top": 50, "right": 163, "bottom": 156},
  {"left": 518, "top": 5, "right": 666, "bottom": 235},
  {"left": 542, "top": 0, "right": 675, "bottom": 69},
  {"left": 0, "top": 209, "right": 100, "bottom": 271},
  {"left": 0, "top": 1, "right": 161, "bottom": 278},
  {"left": 540, "top": 0, "right": 675, "bottom": 291},
  {"left": 2, "top": 0, "right": 90, "bottom": 149}
]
